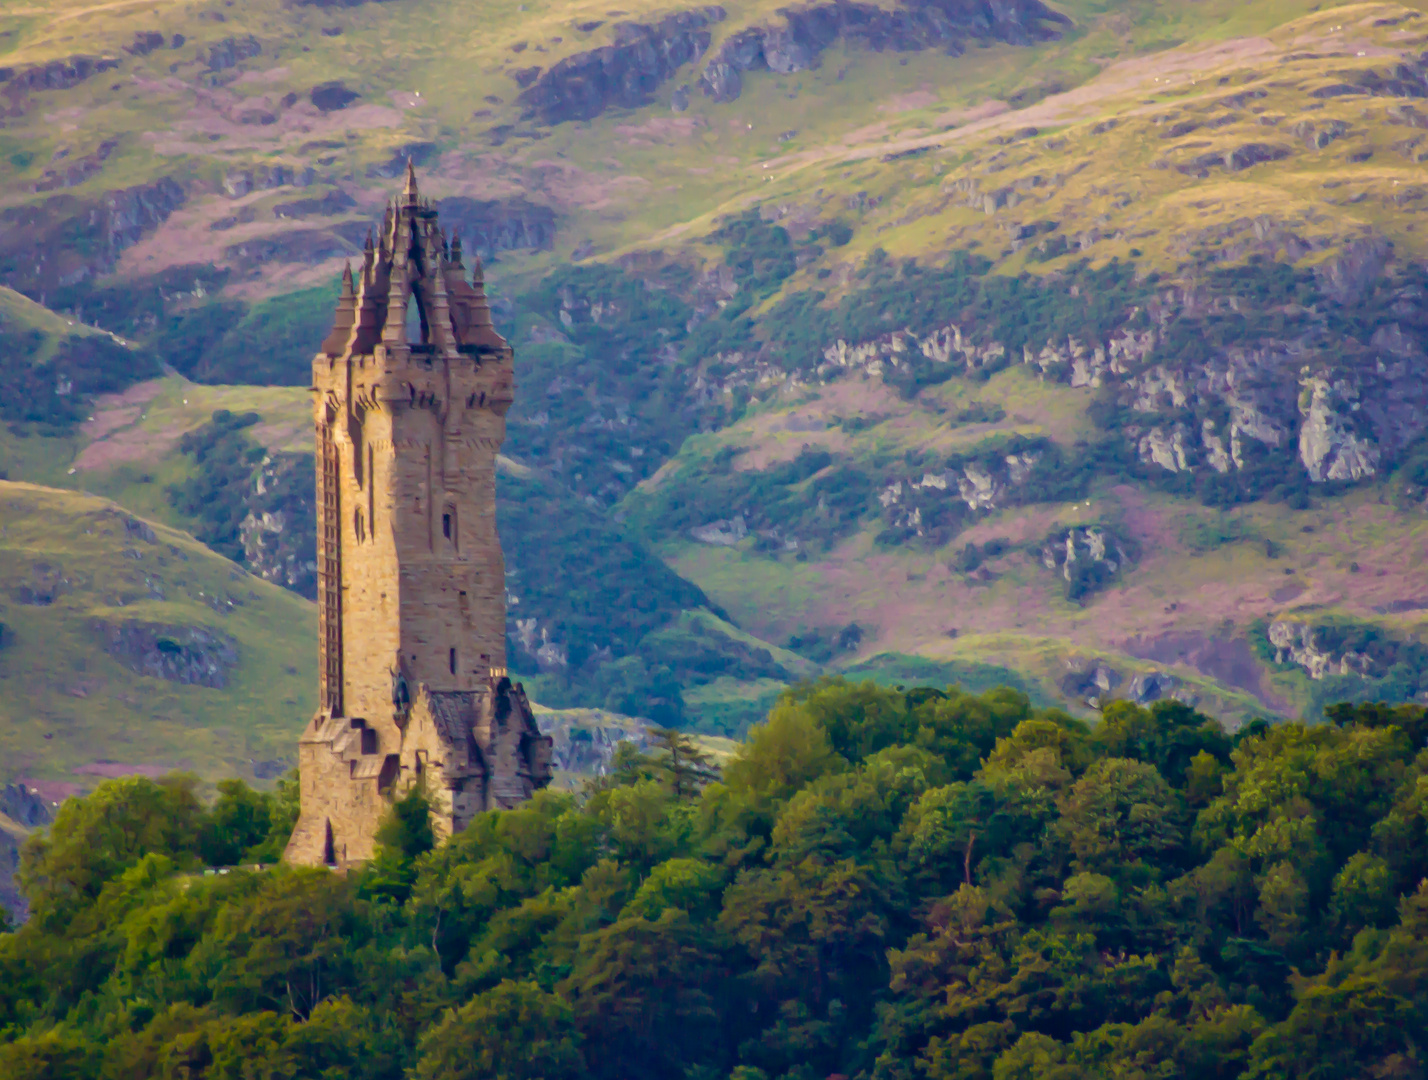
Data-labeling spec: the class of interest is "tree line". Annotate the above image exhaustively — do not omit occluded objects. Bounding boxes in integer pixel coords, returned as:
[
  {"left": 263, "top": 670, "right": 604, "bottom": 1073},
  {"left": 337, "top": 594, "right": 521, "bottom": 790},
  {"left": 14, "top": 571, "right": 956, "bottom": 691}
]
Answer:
[{"left": 1, "top": 682, "right": 1427, "bottom": 1079}]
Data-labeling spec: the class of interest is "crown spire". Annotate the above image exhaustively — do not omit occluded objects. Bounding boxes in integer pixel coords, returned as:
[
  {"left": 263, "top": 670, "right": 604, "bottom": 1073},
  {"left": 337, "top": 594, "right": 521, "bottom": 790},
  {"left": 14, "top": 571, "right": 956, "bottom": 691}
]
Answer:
[{"left": 403, "top": 158, "right": 419, "bottom": 204}]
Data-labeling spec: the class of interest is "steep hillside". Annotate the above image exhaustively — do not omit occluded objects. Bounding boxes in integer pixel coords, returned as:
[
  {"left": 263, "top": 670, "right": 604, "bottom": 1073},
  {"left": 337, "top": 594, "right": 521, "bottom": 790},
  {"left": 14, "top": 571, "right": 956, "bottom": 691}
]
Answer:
[
  {"left": 0, "top": 481, "right": 315, "bottom": 799},
  {"left": 4, "top": 0, "right": 1428, "bottom": 735}
]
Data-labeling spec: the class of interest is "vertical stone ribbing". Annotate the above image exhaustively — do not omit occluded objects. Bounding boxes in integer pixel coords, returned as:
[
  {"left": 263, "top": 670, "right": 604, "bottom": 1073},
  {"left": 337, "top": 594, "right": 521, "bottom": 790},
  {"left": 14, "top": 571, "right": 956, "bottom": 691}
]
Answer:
[{"left": 317, "top": 419, "right": 343, "bottom": 717}]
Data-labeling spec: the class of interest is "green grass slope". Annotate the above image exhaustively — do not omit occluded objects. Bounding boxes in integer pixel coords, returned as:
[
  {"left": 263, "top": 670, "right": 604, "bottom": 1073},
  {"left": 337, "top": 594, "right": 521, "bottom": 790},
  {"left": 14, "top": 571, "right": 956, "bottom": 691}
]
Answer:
[
  {"left": 0, "top": 0, "right": 1423, "bottom": 291},
  {"left": 0, "top": 481, "right": 315, "bottom": 798},
  {"left": 6, "top": 0, "right": 1428, "bottom": 738}
]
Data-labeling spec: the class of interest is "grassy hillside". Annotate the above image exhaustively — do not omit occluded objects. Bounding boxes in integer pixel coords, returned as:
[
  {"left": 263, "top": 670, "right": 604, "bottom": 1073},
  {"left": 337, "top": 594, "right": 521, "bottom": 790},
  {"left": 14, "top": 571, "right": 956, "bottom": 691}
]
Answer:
[
  {"left": 0, "top": 0, "right": 1422, "bottom": 288},
  {"left": 0, "top": 481, "right": 315, "bottom": 799},
  {"left": 4, "top": 0, "right": 1428, "bottom": 745}
]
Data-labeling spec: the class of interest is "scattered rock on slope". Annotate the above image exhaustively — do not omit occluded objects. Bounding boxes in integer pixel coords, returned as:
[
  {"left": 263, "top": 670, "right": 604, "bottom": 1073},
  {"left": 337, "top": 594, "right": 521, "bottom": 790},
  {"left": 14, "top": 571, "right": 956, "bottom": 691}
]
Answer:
[
  {"left": 699, "top": 0, "right": 1072, "bottom": 103},
  {"left": 518, "top": 9, "right": 725, "bottom": 124},
  {"left": 93, "top": 621, "right": 239, "bottom": 688}
]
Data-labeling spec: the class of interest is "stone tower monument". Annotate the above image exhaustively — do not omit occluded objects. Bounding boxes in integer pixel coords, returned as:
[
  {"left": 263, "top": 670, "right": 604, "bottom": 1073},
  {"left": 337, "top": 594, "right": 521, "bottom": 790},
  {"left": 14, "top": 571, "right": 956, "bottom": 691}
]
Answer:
[{"left": 284, "top": 164, "right": 554, "bottom": 867}]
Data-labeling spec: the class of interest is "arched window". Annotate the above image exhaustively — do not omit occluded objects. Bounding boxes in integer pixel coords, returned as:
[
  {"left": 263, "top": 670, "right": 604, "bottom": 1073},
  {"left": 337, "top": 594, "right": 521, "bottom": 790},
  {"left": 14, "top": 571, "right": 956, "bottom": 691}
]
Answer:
[{"left": 405, "top": 291, "right": 424, "bottom": 344}]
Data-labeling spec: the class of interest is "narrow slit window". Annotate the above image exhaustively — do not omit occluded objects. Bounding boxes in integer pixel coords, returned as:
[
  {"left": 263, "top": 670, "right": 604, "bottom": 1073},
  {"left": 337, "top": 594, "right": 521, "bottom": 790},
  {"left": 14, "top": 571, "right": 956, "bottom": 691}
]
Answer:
[
  {"left": 442, "top": 513, "right": 451, "bottom": 539},
  {"left": 449, "top": 647, "right": 456, "bottom": 675}
]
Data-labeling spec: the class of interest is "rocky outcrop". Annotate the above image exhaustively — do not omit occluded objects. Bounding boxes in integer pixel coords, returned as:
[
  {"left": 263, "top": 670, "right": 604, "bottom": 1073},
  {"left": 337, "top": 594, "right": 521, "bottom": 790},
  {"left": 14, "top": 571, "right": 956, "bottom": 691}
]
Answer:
[
  {"left": 204, "top": 36, "right": 262, "bottom": 72},
  {"left": 0, "top": 784, "right": 51, "bottom": 829},
  {"left": 820, "top": 322, "right": 1006, "bottom": 381},
  {"left": 125, "top": 31, "right": 176, "bottom": 57},
  {"left": 223, "top": 229, "right": 358, "bottom": 276},
  {"left": 310, "top": 81, "right": 359, "bottom": 112},
  {"left": 0, "top": 177, "right": 186, "bottom": 294},
  {"left": 0, "top": 783, "right": 51, "bottom": 925},
  {"left": 436, "top": 197, "right": 557, "bottom": 257},
  {"left": 1137, "top": 424, "right": 1191, "bottom": 473},
  {"left": 1060, "top": 660, "right": 1122, "bottom": 706},
  {"left": 512, "top": 616, "right": 571, "bottom": 672},
  {"left": 699, "top": 0, "right": 1071, "bottom": 103},
  {"left": 1267, "top": 620, "right": 1377, "bottom": 680},
  {"left": 1040, "top": 525, "right": 1133, "bottom": 602},
  {"left": 240, "top": 452, "right": 317, "bottom": 600},
  {"left": 93, "top": 621, "right": 239, "bottom": 688},
  {"left": 1316, "top": 236, "right": 1392, "bottom": 305},
  {"left": 222, "top": 164, "right": 315, "bottom": 198},
  {"left": 1059, "top": 660, "right": 1186, "bottom": 707},
  {"left": 33, "top": 139, "right": 118, "bottom": 193},
  {"left": 1128, "top": 670, "right": 1183, "bottom": 705},
  {"left": 878, "top": 446, "right": 1045, "bottom": 541},
  {"left": 517, "top": 8, "right": 726, "bottom": 124},
  {"left": 1297, "top": 375, "right": 1381, "bottom": 482},
  {"left": 272, "top": 190, "right": 356, "bottom": 219},
  {"left": 0, "top": 55, "right": 121, "bottom": 113},
  {"left": 538, "top": 714, "right": 651, "bottom": 775},
  {"left": 518, "top": 0, "right": 1066, "bottom": 123},
  {"left": 690, "top": 515, "right": 748, "bottom": 545}
]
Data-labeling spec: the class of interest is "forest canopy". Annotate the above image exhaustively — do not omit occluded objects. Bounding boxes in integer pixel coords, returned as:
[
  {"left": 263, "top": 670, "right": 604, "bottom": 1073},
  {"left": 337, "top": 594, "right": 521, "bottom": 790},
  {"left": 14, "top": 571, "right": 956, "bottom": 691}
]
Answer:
[{"left": 2, "top": 682, "right": 1428, "bottom": 1079}]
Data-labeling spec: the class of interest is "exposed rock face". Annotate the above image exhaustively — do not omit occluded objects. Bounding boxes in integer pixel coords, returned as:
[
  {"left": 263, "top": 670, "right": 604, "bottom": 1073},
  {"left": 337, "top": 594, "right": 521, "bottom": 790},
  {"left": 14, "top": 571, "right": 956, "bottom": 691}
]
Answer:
[
  {"left": 222, "top": 164, "right": 315, "bottom": 198},
  {"left": 33, "top": 139, "right": 118, "bottom": 192},
  {"left": 223, "top": 228, "right": 358, "bottom": 276},
  {"left": 1060, "top": 660, "right": 1122, "bottom": 705},
  {"left": 240, "top": 452, "right": 317, "bottom": 600},
  {"left": 518, "top": 0, "right": 1065, "bottom": 123},
  {"left": 93, "top": 621, "right": 239, "bottom": 688},
  {"left": 784, "top": 225, "right": 1428, "bottom": 493},
  {"left": 700, "top": 0, "right": 1070, "bottom": 103},
  {"left": 1316, "top": 235, "right": 1392, "bottom": 304},
  {"left": 1040, "top": 525, "right": 1133, "bottom": 602},
  {"left": 878, "top": 447, "right": 1046, "bottom": 540},
  {"left": 1128, "top": 670, "right": 1183, "bottom": 705},
  {"left": 436, "top": 197, "right": 558, "bottom": 258},
  {"left": 0, "top": 784, "right": 51, "bottom": 829},
  {"left": 0, "top": 177, "right": 186, "bottom": 294},
  {"left": 273, "top": 190, "right": 357, "bottom": 219},
  {"left": 0, "top": 783, "right": 51, "bottom": 925},
  {"left": 819, "top": 322, "right": 1006, "bottom": 381},
  {"left": 205, "top": 36, "right": 262, "bottom": 73},
  {"left": 518, "top": 8, "right": 726, "bottom": 124},
  {"left": 1297, "top": 375, "right": 1381, "bottom": 481},
  {"left": 1267, "top": 620, "right": 1377, "bottom": 680},
  {"left": 690, "top": 515, "right": 748, "bottom": 545},
  {"left": 1138, "top": 425, "right": 1191, "bottom": 473},
  {"left": 0, "top": 55, "right": 121, "bottom": 112},
  {"left": 539, "top": 715, "right": 651, "bottom": 775},
  {"left": 512, "top": 615, "right": 571, "bottom": 672}
]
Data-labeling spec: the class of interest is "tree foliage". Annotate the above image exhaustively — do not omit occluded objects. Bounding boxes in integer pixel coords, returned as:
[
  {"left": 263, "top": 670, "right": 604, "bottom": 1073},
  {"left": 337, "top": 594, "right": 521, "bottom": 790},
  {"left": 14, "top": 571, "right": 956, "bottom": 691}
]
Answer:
[{"left": 3, "top": 689, "right": 1428, "bottom": 1078}]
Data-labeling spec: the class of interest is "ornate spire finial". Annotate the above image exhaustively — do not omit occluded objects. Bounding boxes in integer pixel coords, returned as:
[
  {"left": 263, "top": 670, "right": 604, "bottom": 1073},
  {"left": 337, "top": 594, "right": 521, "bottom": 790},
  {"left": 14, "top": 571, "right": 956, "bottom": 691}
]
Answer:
[
  {"left": 404, "top": 158, "right": 419, "bottom": 204},
  {"left": 472, "top": 254, "right": 485, "bottom": 286},
  {"left": 340, "top": 262, "right": 354, "bottom": 297}
]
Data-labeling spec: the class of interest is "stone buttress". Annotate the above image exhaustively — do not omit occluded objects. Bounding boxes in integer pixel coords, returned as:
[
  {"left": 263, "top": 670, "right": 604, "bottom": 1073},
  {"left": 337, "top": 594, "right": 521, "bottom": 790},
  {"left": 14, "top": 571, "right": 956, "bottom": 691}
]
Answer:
[{"left": 285, "top": 164, "right": 553, "bottom": 867}]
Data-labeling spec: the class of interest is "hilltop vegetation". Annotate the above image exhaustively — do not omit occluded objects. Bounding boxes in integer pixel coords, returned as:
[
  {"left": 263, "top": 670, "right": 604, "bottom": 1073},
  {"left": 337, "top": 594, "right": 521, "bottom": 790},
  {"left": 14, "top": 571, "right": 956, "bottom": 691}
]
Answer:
[{"left": 4, "top": 682, "right": 1428, "bottom": 1078}]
